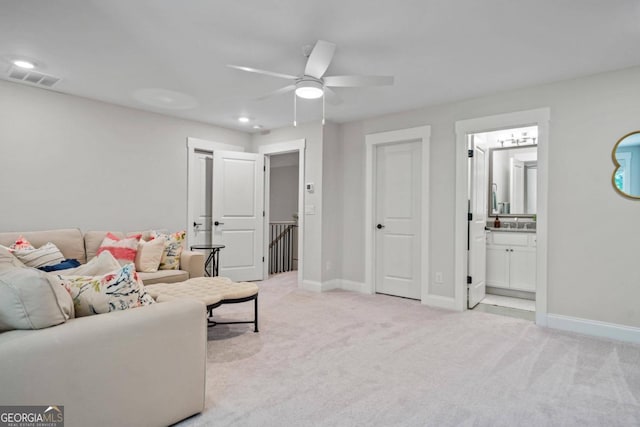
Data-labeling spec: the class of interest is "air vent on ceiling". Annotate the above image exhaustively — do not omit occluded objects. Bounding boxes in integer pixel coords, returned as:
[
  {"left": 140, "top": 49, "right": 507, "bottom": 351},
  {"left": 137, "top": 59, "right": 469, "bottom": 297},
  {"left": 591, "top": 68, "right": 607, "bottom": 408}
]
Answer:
[{"left": 7, "top": 66, "right": 61, "bottom": 87}]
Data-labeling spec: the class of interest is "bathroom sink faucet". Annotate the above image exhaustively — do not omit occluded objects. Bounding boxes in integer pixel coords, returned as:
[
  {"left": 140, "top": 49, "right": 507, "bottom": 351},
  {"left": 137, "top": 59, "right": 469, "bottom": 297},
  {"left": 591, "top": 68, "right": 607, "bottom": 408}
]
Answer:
[{"left": 514, "top": 217, "right": 519, "bottom": 229}]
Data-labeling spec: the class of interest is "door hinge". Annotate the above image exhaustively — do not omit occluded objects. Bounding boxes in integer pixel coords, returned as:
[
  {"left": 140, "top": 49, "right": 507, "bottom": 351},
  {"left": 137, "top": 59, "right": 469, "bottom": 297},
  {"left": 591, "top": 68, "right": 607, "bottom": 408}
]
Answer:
[
  {"left": 467, "top": 275, "right": 472, "bottom": 284},
  {"left": 468, "top": 213, "right": 473, "bottom": 221},
  {"left": 262, "top": 256, "right": 265, "bottom": 262},
  {"left": 468, "top": 149, "right": 474, "bottom": 158},
  {"left": 263, "top": 165, "right": 266, "bottom": 171},
  {"left": 263, "top": 210, "right": 265, "bottom": 217}
]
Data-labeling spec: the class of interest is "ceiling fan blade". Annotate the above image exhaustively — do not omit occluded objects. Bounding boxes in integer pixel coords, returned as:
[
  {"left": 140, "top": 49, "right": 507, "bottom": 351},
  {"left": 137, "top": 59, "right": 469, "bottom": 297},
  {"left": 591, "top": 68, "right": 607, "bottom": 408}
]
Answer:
[
  {"left": 255, "top": 84, "right": 296, "bottom": 101},
  {"left": 323, "top": 87, "right": 343, "bottom": 105},
  {"left": 304, "top": 40, "right": 336, "bottom": 79},
  {"left": 324, "top": 75, "right": 394, "bottom": 87},
  {"left": 227, "top": 64, "right": 298, "bottom": 80}
]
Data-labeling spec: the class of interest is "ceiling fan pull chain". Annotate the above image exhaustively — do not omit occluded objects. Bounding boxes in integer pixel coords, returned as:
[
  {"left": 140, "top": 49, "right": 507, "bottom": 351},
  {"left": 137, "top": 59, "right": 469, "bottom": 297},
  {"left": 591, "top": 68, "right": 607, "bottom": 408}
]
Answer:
[{"left": 293, "top": 91, "right": 297, "bottom": 127}]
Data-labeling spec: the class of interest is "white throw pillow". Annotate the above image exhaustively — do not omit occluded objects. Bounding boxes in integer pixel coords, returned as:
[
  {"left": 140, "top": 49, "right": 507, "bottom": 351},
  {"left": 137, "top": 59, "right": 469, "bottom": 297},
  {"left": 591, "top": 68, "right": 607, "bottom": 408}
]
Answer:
[
  {"left": 54, "top": 251, "right": 121, "bottom": 276},
  {"left": 0, "top": 267, "right": 73, "bottom": 332},
  {"left": 134, "top": 238, "right": 165, "bottom": 273},
  {"left": 13, "top": 242, "right": 65, "bottom": 268}
]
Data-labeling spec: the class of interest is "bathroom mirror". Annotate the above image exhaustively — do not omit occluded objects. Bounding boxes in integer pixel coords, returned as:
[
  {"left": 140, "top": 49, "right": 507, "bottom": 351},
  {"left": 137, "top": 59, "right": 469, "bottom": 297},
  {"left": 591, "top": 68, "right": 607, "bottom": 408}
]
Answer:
[
  {"left": 488, "top": 145, "right": 537, "bottom": 217},
  {"left": 612, "top": 131, "right": 640, "bottom": 199}
]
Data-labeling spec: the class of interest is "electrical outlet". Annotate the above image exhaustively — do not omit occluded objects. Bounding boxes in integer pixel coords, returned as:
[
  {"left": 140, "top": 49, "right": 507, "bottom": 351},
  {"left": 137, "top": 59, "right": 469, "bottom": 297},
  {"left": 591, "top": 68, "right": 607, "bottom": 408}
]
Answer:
[{"left": 435, "top": 272, "right": 443, "bottom": 283}]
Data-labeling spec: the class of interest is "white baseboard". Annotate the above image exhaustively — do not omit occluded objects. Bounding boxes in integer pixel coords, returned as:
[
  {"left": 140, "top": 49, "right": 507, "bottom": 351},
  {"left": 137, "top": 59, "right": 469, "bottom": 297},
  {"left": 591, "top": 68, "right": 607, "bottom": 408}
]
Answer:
[
  {"left": 546, "top": 313, "right": 640, "bottom": 344},
  {"left": 301, "top": 280, "right": 323, "bottom": 292},
  {"left": 339, "top": 279, "right": 369, "bottom": 293},
  {"left": 421, "top": 294, "right": 456, "bottom": 310},
  {"left": 322, "top": 279, "right": 340, "bottom": 291}
]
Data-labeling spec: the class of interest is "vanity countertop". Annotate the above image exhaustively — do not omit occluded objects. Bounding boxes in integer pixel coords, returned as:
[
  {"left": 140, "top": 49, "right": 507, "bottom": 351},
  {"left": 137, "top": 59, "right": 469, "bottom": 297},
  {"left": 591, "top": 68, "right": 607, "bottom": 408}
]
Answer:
[{"left": 486, "top": 227, "right": 536, "bottom": 233}]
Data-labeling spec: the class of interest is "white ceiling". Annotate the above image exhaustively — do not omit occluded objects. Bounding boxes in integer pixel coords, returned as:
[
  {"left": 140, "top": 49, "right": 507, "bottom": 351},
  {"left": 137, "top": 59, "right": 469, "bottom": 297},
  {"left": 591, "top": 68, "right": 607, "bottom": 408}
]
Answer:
[{"left": 2, "top": 1, "right": 640, "bottom": 133}]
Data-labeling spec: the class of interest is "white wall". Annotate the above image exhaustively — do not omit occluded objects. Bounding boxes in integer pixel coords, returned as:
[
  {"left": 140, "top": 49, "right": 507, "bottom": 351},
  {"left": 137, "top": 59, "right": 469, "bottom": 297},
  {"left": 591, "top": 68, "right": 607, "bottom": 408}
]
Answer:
[
  {"left": 269, "top": 163, "right": 298, "bottom": 222},
  {"left": 339, "top": 65, "right": 640, "bottom": 328},
  {"left": 0, "top": 80, "right": 250, "bottom": 233},
  {"left": 321, "top": 122, "right": 343, "bottom": 282}
]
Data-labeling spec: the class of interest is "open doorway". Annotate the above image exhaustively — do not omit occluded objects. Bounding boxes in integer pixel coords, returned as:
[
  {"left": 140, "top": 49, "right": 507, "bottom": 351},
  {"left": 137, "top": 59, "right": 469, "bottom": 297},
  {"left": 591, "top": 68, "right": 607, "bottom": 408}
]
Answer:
[
  {"left": 468, "top": 126, "right": 538, "bottom": 321},
  {"left": 454, "top": 108, "right": 550, "bottom": 325},
  {"left": 267, "top": 152, "right": 299, "bottom": 275},
  {"left": 259, "top": 139, "right": 306, "bottom": 285}
]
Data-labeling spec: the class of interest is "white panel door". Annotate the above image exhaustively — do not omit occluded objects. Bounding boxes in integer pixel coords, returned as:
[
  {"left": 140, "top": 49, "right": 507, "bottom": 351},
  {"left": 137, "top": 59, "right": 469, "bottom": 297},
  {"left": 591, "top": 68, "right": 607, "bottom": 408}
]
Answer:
[
  {"left": 212, "top": 151, "right": 264, "bottom": 282},
  {"left": 467, "top": 140, "right": 487, "bottom": 308},
  {"left": 192, "top": 152, "right": 213, "bottom": 246},
  {"left": 375, "top": 141, "right": 421, "bottom": 299}
]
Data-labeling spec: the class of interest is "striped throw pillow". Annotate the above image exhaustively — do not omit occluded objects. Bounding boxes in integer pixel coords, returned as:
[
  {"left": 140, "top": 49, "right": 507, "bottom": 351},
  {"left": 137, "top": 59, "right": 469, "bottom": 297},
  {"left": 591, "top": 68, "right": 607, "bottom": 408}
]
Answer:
[
  {"left": 13, "top": 242, "right": 66, "bottom": 268},
  {"left": 96, "top": 233, "right": 141, "bottom": 267}
]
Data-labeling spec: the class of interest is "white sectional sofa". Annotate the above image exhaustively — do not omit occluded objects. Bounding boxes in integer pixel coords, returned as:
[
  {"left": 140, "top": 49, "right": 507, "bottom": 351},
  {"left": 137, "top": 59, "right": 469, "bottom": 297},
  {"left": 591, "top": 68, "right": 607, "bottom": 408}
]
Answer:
[
  {"left": 0, "top": 228, "right": 208, "bottom": 426},
  {"left": 0, "top": 228, "right": 205, "bottom": 284}
]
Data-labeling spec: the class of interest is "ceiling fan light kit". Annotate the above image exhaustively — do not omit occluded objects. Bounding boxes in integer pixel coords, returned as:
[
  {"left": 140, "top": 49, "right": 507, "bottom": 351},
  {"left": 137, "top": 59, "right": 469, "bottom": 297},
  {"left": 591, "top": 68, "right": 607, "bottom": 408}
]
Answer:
[
  {"left": 295, "top": 79, "right": 324, "bottom": 99},
  {"left": 228, "top": 39, "right": 393, "bottom": 126}
]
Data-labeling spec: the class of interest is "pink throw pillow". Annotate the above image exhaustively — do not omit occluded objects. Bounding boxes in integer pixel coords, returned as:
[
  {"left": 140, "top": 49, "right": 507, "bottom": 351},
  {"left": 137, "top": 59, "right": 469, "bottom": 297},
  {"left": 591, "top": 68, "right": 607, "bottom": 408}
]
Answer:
[{"left": 96, "top": 232, "right": 141, "bottom": 267}]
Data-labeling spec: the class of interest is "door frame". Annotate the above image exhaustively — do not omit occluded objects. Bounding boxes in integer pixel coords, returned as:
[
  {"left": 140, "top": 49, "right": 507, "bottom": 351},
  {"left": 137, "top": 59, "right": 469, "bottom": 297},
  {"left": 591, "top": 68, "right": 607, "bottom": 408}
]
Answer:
[
  {"left": 364, "top": 126, "right": 431, "bottom": 304},
  {"left": 259, "top": 139, "right": 306, "bottom": 285},
  {"left": 186, "top": 137, "right": 245, "bottom": 249},
  {"left": 454, "top": 108, "right": 550, "bottom": 325}
]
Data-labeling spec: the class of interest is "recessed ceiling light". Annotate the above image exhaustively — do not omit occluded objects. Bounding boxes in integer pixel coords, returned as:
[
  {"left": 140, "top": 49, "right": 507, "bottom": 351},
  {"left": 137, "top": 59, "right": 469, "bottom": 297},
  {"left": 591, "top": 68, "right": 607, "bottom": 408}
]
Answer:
[
  {"left": 12, "top": 60, "right": 35, "bottom": 69},
  {"left": 238, "top": 116, "right": 250, "bottom": 123},
  {"left": 252, "top": 125, "right": 262, "bottom": 129}
]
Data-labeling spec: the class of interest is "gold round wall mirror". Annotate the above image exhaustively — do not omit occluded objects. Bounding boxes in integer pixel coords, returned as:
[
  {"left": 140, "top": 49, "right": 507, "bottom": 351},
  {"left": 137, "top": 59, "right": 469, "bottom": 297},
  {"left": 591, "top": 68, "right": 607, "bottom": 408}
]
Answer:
[{"left": 612, "top": 131, "right": 640, "bottom": 199}]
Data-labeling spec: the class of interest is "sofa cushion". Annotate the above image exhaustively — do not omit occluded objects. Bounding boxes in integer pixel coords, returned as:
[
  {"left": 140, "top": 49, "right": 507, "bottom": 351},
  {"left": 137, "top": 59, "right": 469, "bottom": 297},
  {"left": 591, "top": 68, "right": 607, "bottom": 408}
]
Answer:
[
  {"left": 0, "top": 267, "right": 74, "bottom": 332},
  {"left": 59, "top": 264, "right": 155, "bottom": 317},
  {"left": 137, "top": 269, "right": 189, "bottom": 285},
  {"left": 13, "top": 242, "right": 66, "bottom": 268},
  {"left": 0, "top": 229, "right": 86, "bottom": 264},
  {"left": 0, "top": 246, "right": 26, "bottom": 271},
  {"left": 135, "top": 238, "right": 165, "bottom": 273}
]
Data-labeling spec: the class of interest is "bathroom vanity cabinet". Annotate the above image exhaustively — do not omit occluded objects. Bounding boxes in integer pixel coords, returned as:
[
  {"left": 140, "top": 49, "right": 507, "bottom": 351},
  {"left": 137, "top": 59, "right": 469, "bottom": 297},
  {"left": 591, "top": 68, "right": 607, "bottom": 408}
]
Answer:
[{"left": 486, "top": 231, "right": 536, "bottom": 292}]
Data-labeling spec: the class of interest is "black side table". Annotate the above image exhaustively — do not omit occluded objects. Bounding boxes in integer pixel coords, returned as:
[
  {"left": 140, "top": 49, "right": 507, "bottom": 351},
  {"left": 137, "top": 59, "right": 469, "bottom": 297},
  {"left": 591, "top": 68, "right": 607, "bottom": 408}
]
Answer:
[{"left": 190, "top": 244, "right": 225, "bottom": 277}]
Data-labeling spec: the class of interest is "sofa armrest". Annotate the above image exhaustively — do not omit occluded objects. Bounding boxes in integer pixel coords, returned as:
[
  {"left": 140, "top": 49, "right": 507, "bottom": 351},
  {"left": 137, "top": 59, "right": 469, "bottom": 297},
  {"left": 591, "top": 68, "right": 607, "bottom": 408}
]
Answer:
[
  {"left": 0, "top": 299, "right": 207, "bottom": 427},
  {"left": 181, "top": 250, "right": 205, "bottom": 278}
]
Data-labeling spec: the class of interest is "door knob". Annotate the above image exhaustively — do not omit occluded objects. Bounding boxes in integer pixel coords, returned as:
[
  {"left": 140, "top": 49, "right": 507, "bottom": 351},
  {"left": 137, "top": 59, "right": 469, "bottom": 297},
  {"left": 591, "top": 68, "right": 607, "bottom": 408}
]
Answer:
[
  {"left": 376, "top": 224, "right": 385, "bottom": 229},
  {"left": 214, "top": 221, "right": 225, "bottom": 226},
  {"left": 193, "top": 221, "right": 203, "bottom": 227}
]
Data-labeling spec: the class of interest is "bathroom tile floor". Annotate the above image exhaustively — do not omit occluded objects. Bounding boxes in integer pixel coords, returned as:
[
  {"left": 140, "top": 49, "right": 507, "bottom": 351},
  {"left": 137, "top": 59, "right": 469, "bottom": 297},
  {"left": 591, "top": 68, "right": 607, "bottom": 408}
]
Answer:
[
  {"left": 481, "top": 294, "right": 535, "bottom": 311},
  {"left": 474, "top": 294, "right": 536, "bottom": 321}
]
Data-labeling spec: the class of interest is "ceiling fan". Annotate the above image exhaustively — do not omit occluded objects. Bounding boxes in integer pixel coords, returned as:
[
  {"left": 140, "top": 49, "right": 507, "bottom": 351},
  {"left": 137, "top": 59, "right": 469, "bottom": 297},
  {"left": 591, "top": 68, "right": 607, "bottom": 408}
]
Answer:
[{"left": 227, "top": 40, "right": 394, "bottom": 106}]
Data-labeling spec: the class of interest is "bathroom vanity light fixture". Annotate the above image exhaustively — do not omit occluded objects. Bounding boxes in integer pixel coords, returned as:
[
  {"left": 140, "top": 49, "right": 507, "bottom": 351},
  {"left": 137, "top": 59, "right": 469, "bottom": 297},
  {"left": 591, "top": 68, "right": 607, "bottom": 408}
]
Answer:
[{"left": 498, "top": 132, "right": 537, "bottom": 148}]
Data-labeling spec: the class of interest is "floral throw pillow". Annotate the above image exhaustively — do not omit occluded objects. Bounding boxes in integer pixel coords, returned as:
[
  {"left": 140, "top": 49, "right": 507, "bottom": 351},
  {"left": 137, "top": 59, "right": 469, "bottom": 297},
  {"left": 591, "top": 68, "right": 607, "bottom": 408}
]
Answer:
[
  {"left": 59, "top": 263, "right": 155, "bottom": 317},
  {"left": 96, "top": 232, "right": 141, "bottom": 267},
  {"left": 9, "top": 236, "right": 34, "bottom": 251},
  {"left": 151, "top": 231, "right": 186, "bottom": 270}
]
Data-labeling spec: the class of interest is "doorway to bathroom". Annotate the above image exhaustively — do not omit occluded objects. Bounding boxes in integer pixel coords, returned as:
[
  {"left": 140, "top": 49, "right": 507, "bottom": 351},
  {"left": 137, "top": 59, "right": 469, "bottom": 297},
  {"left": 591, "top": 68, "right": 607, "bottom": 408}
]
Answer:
[{"left": 467, "top": 125, "right": 538, "bottom": 321}]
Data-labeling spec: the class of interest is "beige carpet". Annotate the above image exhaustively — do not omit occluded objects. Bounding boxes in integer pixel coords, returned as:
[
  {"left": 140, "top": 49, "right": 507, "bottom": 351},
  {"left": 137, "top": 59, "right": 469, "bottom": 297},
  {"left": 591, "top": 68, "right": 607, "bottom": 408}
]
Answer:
[{"left": 178, "top": 272, "right": 640, "bottom": 426}]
